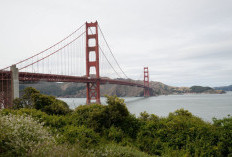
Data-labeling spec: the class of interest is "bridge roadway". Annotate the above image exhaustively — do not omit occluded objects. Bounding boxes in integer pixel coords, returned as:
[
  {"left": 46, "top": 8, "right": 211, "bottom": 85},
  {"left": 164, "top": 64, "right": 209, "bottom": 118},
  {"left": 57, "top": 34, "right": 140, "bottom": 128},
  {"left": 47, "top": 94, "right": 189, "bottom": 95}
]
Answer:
[{"left": 0, "top": 71, "right": 147, "bottom": 88}]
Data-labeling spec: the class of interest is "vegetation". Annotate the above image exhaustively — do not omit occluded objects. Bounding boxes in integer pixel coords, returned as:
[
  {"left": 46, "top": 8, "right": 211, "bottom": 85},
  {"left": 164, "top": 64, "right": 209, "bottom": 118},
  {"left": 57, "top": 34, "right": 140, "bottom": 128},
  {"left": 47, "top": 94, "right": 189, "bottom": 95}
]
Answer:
[
  {"left": 190, "top": 86, "right": 213, "bottom": 93},
  {"left": 19, "top": 82, "right": 86, "bottom": 97},
  {"left": 0, "top": 113, "right": 55, "bottom": 156},
  {"left": 13, "top": 87, "right": 71, "bottom": 115},
  {"left": 0, "top": 87, "right": 232, "bottom": 156},
  {"left": 20, "top": 82, "right": 225, "bottom": 98}
]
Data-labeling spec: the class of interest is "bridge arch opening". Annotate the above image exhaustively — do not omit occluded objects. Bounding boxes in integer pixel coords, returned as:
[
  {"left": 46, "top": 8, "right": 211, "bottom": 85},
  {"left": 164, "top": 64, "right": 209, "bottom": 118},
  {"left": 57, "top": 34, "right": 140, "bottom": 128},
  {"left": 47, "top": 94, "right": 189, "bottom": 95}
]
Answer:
[
  {"left": 88, "top": 38, "right": 96, "bottom": 47},
  {"left": 89, "top": 51, "right": 96, "bottom": 62},
  {"left": 88, "top": 27, "right": 96, "bottom": 35},
  {"left": 89, "top": 66, "right": 97, "bottom": 78}
]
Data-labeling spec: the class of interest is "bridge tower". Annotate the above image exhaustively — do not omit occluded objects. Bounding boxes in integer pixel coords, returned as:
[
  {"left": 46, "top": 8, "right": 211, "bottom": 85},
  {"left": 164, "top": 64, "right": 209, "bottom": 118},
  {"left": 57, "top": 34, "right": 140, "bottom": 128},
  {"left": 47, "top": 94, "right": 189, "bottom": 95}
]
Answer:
[
  {"left": 85, "top": 21, "right": 100, "bottom": 104},
  {"left": 144, "top": 67, "right": 150, "bottom": 97}
]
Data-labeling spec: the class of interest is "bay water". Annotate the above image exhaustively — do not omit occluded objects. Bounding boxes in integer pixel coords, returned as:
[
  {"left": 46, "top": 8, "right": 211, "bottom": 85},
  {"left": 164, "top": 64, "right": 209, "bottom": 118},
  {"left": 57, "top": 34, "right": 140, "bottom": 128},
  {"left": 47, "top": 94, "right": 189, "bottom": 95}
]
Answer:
[{"left": 60, "top": 92, "right": 232, "bottom": 122}]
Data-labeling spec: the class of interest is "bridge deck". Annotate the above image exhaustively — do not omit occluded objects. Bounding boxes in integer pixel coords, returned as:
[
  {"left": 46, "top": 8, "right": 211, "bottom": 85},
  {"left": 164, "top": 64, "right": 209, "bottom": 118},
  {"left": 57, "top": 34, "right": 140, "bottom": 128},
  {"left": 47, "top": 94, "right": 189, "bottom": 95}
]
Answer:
[{"left": 0, "top": 71, "right": 147, "bottom": 88}]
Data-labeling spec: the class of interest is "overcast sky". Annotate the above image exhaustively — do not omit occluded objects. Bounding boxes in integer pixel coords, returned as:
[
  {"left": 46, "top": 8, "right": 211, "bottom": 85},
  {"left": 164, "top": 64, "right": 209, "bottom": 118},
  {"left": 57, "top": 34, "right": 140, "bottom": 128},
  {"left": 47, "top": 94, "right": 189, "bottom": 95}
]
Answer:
[{"left": 0, "top": 0, "right": 232, "bottom": 87}]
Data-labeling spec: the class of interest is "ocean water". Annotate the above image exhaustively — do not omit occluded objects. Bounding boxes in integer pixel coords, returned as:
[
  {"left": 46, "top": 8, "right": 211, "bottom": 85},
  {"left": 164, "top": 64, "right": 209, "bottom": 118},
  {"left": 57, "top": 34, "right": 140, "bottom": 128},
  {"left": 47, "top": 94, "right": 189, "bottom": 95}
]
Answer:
[{"left": 60, "top": 92, "right": 232, "bottom": 122}]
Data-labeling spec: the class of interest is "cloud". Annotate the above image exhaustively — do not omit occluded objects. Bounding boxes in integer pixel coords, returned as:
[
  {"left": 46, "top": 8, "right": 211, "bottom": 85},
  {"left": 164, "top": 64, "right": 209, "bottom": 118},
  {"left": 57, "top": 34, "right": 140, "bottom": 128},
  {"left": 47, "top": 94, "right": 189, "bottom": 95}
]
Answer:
[{"left": 0, "top": 0, "right": 232, "bottom": 87}]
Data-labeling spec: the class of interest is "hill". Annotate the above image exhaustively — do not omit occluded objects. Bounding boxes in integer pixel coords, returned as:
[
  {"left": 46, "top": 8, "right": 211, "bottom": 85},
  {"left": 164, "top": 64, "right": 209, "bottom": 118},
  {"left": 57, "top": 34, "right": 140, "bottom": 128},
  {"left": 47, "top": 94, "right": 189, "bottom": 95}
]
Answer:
[
  {"left": 190, "top": 86, "right": 225, "bottom": 94},
  {"left": 19, "top": 79, "right": 225, "bottom": 97},
  {"left": 214, "top": 85, "right": 232, "bottom": 91}
]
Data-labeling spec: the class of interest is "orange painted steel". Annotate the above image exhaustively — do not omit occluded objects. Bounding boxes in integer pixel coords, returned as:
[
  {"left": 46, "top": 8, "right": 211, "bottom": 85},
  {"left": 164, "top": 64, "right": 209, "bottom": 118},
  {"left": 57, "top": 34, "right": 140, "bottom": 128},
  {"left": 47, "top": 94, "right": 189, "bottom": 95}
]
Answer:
[
  {"left": 144, "top": 67, "right": 150, "bottom": 97},
  {"left": 85, "top": 21, "right": 100, "bottom": 104}
]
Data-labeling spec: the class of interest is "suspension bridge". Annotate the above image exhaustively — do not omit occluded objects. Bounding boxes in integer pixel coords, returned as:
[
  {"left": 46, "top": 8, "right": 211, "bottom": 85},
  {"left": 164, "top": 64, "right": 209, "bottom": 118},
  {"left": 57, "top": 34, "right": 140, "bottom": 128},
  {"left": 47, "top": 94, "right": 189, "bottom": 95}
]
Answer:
[{"left": 0, "top": 21, "right": 150, "bottom": 108}]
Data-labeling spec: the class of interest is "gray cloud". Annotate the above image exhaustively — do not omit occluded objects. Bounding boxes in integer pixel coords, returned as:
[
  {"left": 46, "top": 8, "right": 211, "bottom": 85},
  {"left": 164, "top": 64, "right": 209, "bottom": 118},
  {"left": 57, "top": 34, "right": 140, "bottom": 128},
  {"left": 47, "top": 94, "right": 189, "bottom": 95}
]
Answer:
[{"left": 0, "top": 0, "right": 232, "bottom": 87}]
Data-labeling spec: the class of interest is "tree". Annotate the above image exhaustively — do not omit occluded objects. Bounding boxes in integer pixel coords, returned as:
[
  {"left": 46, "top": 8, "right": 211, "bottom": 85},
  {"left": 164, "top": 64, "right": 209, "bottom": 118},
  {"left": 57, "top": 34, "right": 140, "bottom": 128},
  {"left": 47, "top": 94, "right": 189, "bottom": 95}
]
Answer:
[{"left": 13, "top": 87, "right": 71, "bottom": 115}]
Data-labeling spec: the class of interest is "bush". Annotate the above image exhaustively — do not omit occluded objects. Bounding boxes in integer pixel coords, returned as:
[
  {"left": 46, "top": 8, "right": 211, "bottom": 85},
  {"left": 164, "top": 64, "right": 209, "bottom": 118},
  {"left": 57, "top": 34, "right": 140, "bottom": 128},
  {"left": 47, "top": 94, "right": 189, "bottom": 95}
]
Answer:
[
  {"left": 71, "top": 96, "right": 130, "bottom": 131},
  {"left": 136, "top": 109, "right": 225, "bottom": 156},
  {"left": 0, "top": 112, "right": 55, "bottom": 156},
  {"left": 4, "top": 95, "right": 232, "bottom": 156},
  {"left": 71, "top": 104, "right": 107, "bottom": 132},
  {"left": 13, "top": 87, "right": 71, "bottom": 115},
  {"left": 33, "top": 93, "right": 71, "bottom": 115},
  {"left": 93, "top": 143, "right": 153, "bottom": 157},
  {"left": 213, "top": 116, "right": 232, "bottom": 156},
  {"left": 13, "top": 87, "right": 40, "bottom": 109},
  {"left": 0, "top": 108, "right": 70, "bottom": 136},
  {"left": 105, "top": 95, "right": 129, "bottom": 127},
  {"left": 62, "top": 125, "right": 100, "bottom": 148},
  {"left": 107, "top": 126, "right": 125, "bottom": 143}
]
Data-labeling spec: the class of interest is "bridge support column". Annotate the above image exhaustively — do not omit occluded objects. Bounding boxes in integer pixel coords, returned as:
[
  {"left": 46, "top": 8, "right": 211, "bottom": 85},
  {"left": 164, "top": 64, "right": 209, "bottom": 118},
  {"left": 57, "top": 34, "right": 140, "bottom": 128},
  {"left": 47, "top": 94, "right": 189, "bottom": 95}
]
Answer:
[
  {"left": 85, "top": 21, "right": 101, "bottom": 104},
  {"left": 0, "top": 65, "right": 19, "bottom": 108},
  {"left": 144, "top": 67, "right": 150, "bottom": 97},
  {"left": 10, "top": 65, "right": 19, "bottom": 103},
  {"left": 0, "top": 74, "right": 11, "bottom": 108}
]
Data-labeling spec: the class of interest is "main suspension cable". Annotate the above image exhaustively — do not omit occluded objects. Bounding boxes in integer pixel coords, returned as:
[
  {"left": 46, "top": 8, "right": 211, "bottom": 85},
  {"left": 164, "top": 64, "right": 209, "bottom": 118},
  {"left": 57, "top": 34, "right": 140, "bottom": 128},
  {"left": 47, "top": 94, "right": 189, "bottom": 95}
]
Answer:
[
  {"left": 88, "top": 27, "right": 122, "bottom": 78},
  {"left": 98, "top": 24, "right": 129, "bottom": 79},
  {"left": 20, "top": 31, "right": 86, "bottom": 70},
  {"left": 1, "top": 23, "right": 85, "bottom": 71}
]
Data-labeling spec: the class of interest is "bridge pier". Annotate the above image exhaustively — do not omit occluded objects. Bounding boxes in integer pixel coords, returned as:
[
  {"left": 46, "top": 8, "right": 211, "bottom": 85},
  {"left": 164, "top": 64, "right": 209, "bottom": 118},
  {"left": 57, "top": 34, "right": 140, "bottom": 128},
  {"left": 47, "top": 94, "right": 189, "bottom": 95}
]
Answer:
[
  {"left": 10, "top": 65, "right": 19, "bottom": 102},
  {"left": 0, "top": 65, "right": 19, "bottom": 108},
  {"left": 0, "top": 79, "right": 11, "bottom": 108}
]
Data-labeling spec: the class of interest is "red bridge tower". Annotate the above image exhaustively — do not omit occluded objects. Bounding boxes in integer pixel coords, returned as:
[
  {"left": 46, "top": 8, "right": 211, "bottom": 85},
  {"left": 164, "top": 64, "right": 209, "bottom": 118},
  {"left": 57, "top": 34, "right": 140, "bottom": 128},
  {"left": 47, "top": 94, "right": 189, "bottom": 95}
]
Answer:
[
  {"left": 144, "top": 67, "right": 150, "bottom": 97},
  {"left": 85, "top": 21, "right": 100, "bottom": 104}
]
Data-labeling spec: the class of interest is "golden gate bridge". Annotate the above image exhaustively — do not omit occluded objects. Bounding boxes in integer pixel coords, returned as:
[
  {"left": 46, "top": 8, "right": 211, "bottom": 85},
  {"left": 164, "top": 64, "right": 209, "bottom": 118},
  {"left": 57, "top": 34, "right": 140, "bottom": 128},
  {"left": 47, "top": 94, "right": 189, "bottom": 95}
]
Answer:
[{"left": 0, "top": 21, "right": 150, "bottom": 108}]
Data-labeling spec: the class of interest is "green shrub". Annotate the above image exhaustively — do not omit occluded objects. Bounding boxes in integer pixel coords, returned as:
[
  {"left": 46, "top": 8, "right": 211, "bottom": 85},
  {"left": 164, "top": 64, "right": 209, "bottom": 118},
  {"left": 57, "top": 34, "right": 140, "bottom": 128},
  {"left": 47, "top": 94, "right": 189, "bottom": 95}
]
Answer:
[
  {"left": 71, "top": 104, "right": 107, "bottom": 132},
  {"left": 136, "top": 109, "right": 225, "bottom": 156},
  {"left": 13, "top": 87, "right": 71, "bottom": 115},
  {"left": 13, "top": 87, "right": 40, "bottom": 109},
  {"left": 62, "top": 125, "right": 100, "bottom": 148},
  {"left": 33, "top": 93, "right": 71, "bottom": 115},
  {"left": 107, "top": 126, "right": 125, "bottom": 143},
  {"left": 38, "top": 143, "right": 95, "bottom": 157},
  {"left": 4, "top": 95, "right": 232, "bottom": 156},
  {"left": 69, "top": 95, "right": 141, "bottom": 143},
  {"left": 0, "top": 112, "right": 55, "bottom": 156},
  {"left": 71, "top": 96, "right": 131, "bottom": 131},
  {"left": 0, "top": 108, "right": 69, "bottom": 135},
  {"left": 104, "top": 95, "right": 129, "bottom": 127},
  {"left": 93, "top": 143, "right": 153, "bottom": 157},
  {"left": 119, "top": 113, "right": 141, "bottom": 139},
  {"left": 213, "top": 116, "right": 232, "bottom": 156}
]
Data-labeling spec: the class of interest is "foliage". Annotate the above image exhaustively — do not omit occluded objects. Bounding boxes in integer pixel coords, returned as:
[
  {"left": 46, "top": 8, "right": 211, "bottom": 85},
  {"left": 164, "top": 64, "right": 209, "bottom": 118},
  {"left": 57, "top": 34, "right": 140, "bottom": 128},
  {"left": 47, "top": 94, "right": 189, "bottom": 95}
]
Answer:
[
  {"left": 0, "top": 108, "right": 69, "bottom": 135},
  {"left": 13, "top": 87, "right": 71, "bottom": 115},
  {"left": 107, "top": 126, "right": 125, "bottom": 143},
  {"left": 2, "top": 94, "right": 232, "bottom": 156},
  {"left": 34, "top": 143, "right": 91, "bottom": 157},
  {"left": 139, "top": 111, "right": 159, "bottom": 122},
  {"left": 13, "top": 87, "right": 40, "bottom": 109},
  {"left": 62, "top": 125, "right": 100, "bottom": 148},
  {"left": 213, "top": 116, "right": 232, "bottom": 156},
  {"left": 19, "top": 82, "right": 86, "bottom": 97},
  {"left": 36, "top": 143, "right": 155, "bottom": 157},
  {"left": 71, "top": 103, "right": 107, "bottom": 132},
  {"left": 136, "top": 109, "right": 230, "bottom": 156},
  {"left": 63, "top": 85, "right": 85, "bottom": 96},
  {"left": 104, "top": 95, "right": 130, "bottom": 127},
  {"left": 70, "top": 96, "right": 132, "bottom": 131},
  {"left": 32, "top": 93, "right": 71, "bottom": 115},
  {"left": 93, "top": 143, "right": 155, "bottom": 157},
  {"left": 0, "top": 112, "right": 55, "bottom": 156},
  {"left": 190, "top": 85, "right": 212, "bottom": 93}
]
